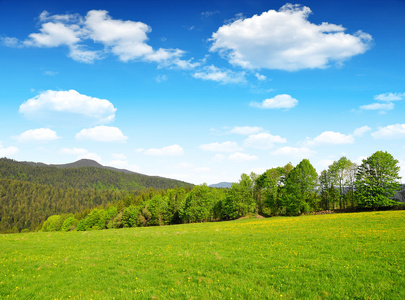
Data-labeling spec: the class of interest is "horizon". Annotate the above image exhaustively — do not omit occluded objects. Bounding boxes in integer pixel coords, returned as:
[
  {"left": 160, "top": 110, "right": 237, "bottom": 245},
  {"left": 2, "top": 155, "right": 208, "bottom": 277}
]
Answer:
[{"left": 1, "top": 0, "right": 404, "bottom": 185}]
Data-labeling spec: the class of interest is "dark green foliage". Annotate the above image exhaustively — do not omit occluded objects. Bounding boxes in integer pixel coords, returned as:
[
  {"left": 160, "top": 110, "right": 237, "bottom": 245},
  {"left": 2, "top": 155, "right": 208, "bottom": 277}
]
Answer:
[
  {"left": 0, "top": 158, "right": 194, "bottom": 191},
  {"left": 1, "top": 152, "right": 403, "bottom": 234},
  {"left": 282, "top": 159, "right": 318, "bottom": 215},
  {"left": 0, "top": 178, "right": 132, "bottom": 233},
  {"left": 122, "top": 205, "right": 140, "bottom": 227},
  {"left": 355, "top": 151, "right": 401, "bottom": 208},
  {"left": 222, "top": 174, "right": 255, "bottom": 219},
  {"left": 179, "top": 184, "right": 222, "bottom": 223},
  {"left": 61, "top": 216, "right": 79, "bottom": 231}
]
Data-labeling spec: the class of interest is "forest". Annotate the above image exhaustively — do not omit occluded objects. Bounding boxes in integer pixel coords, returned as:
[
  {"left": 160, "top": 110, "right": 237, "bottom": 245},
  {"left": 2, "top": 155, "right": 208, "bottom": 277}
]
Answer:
[{"left": 0, "top": 151, "right": 404, "bottom": 233}]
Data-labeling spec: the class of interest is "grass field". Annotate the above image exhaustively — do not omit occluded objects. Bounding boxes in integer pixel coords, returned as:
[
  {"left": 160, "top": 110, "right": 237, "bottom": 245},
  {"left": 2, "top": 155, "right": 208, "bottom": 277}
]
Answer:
[{"left": 1, "top": 211, "right": 404, "bottom": 299}]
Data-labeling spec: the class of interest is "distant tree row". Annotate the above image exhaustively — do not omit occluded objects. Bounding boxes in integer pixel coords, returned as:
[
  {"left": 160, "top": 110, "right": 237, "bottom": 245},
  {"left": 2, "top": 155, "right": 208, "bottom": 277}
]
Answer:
[{"left": 1, "top": 151, "right": 403, "bottom": 234}]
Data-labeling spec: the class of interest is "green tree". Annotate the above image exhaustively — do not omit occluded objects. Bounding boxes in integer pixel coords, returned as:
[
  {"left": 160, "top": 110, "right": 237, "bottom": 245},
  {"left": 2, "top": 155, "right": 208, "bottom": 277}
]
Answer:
[
  {"left": 282, "top": 159, "right": 318, "bottom": 215},
  {"left": 328, "top": 157, "right": 354, "bottom": 209},
  {"left": 355, "top": 151, "right": 401, "bottom": 208},
  {"left": 223, "top": 174, "right": 255, "bottom": 219}
]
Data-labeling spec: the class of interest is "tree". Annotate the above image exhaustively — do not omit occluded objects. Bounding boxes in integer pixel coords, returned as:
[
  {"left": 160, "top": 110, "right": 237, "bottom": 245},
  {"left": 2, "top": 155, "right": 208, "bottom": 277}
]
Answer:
[
  {"left": 282, "top": 159, "right": 318, "bottom": 215},
  {"left": 223, "top": 174, "right": 255, "bottom": 219},
  {"left": 328, "top": 157, "right": 354, "bottom": 209},
  {"left": 355, "top": 151, "right": 401, "bottom": 208}
]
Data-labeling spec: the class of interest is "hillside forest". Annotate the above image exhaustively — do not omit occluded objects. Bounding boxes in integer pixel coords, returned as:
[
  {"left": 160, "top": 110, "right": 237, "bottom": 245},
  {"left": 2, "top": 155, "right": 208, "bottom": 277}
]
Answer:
[{"left": 0, "top": 150, "right": 404, "bottom": 234}]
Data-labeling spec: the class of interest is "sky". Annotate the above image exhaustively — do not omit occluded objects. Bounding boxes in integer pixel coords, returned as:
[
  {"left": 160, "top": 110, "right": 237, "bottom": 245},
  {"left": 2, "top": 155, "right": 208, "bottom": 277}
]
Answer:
[{"left": 0, "top": 0, "right": 405, "bottom": 185}]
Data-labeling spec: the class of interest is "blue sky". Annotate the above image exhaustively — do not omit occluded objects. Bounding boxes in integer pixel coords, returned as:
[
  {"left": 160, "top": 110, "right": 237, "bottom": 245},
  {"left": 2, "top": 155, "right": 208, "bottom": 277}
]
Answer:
[{"left": 1, "top": 0, "right": 404, "bottom": 184}]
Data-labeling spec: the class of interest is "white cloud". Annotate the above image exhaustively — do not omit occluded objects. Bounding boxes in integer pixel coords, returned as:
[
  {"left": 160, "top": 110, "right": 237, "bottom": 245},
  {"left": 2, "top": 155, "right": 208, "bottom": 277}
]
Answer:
[
  {"left": 371, "top": 124, "right": 405, "bottom": 139},
  {"left": 244, "top": 132, "right": 287, "bottom": 150},
  {"left": 353, "top": 125, "right": 371, "bottom": 137},
  {"left": 360, "top": 102, "right": 394, "bottom": 111},
  {"left": 210, "top": 4, "right": 372, "bottom": 71},
  {"left": 270, "top": 146, "right": 316, "bottom": 158},
  {"left": 255, "top": 73, "right": 267, "bottom": 81},
  {"left": 228, "top": 152, "right": 258, "bottom": 162},
  {"left": 229, "top": 126, "right": 263, "bottom": 135},
  {"left": 199, "top": 141, "right": 242, "bottom": 152},
  {"left": 250, "top": 94, "right": 298, "bottom": 110},
  {"left": 14, "top": 128, "right": 60, "bottom": 142},
  {"left": 7, "top": 10, "right": 193, "bottom": 67},
  {"left": 193, "top": 65, "right": 246, "bottom": 84},
  {"left": 75, "top": 126, "right": 128, "bottom": 142},
  {"left": 374, "top": 92, "right": 405, "bottom": 102},
  {"left": 19, "top": 90, "right": 116, "bottom": 124},
  {"left": 0, "top": 142, "right": 19, "bottom": 157},
  {"left": 143, "top": 144, "right": 184, "bottom": 156},
  {"left": 305, "top": 131, "right": 354, "bottom": 146}
]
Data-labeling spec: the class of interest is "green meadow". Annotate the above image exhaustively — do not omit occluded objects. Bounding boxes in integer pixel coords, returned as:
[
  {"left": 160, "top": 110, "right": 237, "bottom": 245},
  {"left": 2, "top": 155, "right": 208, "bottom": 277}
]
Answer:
[{"left": 1, "top": 211, "right": 404, "bottom": 299}]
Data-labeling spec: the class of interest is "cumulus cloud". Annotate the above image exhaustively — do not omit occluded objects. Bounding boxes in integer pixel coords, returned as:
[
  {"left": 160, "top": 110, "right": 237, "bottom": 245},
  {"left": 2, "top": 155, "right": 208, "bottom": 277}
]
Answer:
[
  {"left": 244, "top": 132, "right": 287, "bottom": 150},
  {"left": 250, "top": 94, "right": 298, "bottom": 109},
  {"left": 75, "top": 126, "right": 128, "bottom": 142},
  {"left": 210, "top": 4, "right": 372, "bottom": 71},
  {"left": 360, "top": 102, "right": 394, "bottom": 111},
  {"left": 359, "top": 92, "right": 404, "bottom": 112},
  {"left": 6, "top": 10, "right": 194, "bottom": 67},
  {"left": 143, "top": 144, "right": 184, "bottom": 156},
  {"left": 19, "top": 90, "right": 116, "bottom": 124},
  {"left": 228, "top": 152, "right": 258, "bottom": 162},
  {"left": 374, "top": 92, "right": 405, "bottom": 102},
  {"left": 270, "top": 146, "right": 316, "bottom": 158},
  {"left": 199, "top": 141, "right": 242, "bottom": 152},
  {"left": 14, "top": 128, "right": 60, "bottom": 142},
  {"left": 0, "top": 142, "right": 19, "bottom": 157},
  {"left": 305, "top": 131, "right": 354, "bottom": 146},
  {"left": 229, "top": 126, "right": 263, "bottom": 135},
  {"left": 193, "top": 65, "right": 246, "bottom": 84},
  {"left": 371, "top": 124, "right": 405, "bottom": 139},
  {"left": 353, "top": 125, "right": 371, "bottom": 137}
]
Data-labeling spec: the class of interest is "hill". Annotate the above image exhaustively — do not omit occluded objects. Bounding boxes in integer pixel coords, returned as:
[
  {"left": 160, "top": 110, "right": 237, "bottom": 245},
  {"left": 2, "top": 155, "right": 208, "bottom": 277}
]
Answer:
[
  {"left": 0, "top": 158, "right": 194, "bottom": 191},
  {"left": 209, "top": 182, "right": 233, "bottom": 188}
]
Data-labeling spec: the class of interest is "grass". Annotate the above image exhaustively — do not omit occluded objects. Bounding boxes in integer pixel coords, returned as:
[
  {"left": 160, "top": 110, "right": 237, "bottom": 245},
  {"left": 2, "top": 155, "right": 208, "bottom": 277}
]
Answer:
[{"left": 1, "top": 210, "right": 404, "bottom": 299}]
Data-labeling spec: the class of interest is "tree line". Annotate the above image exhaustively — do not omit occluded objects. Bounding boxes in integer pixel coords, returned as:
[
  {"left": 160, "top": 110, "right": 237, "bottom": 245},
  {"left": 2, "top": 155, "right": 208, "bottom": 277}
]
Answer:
[{"left": 1, "top": 151, "right": 404, "bottom": 234}]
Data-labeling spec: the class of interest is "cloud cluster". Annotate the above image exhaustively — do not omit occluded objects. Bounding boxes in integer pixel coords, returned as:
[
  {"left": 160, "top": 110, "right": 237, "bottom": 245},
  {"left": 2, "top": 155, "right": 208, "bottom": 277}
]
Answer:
[
  {"left": 20, "top": 90, "right": 116, "bottom": 124},
  {"left": 193, "top": 65, "right": 246, "bottom": 84},
  {"left": 8, "top": 10, "right": 194, "bottom": 67},
  {"left": 243, "top": 132, "right": 286, "bottom": 150},
  {"left": 75, "top": 126, "right": 128, "bottom": 142},
  {"left": 305, "top": 131, "right": 354, "bottom": 146},
  {"left": 210, "top": 4, "right": 372, "bottom": 71},
  {"left": 360, "top": 92, "right": 404, "bottom": 112},
  {"left": 372, "top": 124, "right": 405, "bottom": 139},
  {"left": 250, "top": 94, "right": 298, "bottom": 110},
  {"left": 0, "top": 142, "right": 18, "bottom": 157},
  {"left": 14, "top": 128, "right": 60, "bottom": 143}
]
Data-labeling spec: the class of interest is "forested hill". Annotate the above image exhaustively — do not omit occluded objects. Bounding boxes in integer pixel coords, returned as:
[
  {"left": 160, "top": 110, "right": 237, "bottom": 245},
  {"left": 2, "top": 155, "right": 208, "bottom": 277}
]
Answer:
[{"left": 0, "top": 158, "right": 194, "bottom": 191}]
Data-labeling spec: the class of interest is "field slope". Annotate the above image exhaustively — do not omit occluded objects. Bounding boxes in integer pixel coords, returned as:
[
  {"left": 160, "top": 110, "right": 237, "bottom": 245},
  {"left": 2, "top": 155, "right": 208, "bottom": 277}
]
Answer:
[{"left": 1, "top": 211, "right": 404, "bottom": 299}]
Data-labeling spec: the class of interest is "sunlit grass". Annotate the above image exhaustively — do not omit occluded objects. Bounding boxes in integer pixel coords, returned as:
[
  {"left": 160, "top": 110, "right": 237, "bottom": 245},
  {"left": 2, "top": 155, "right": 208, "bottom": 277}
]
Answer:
[{"left": 1, "top": 211, "right": 404, "bottom": 299}]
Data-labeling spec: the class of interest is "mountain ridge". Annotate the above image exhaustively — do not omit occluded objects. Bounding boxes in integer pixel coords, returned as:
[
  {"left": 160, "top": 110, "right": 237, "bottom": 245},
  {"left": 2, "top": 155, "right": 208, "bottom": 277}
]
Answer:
[{"left": 0, "top": 158, "right": 194, "bottom": 191}]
